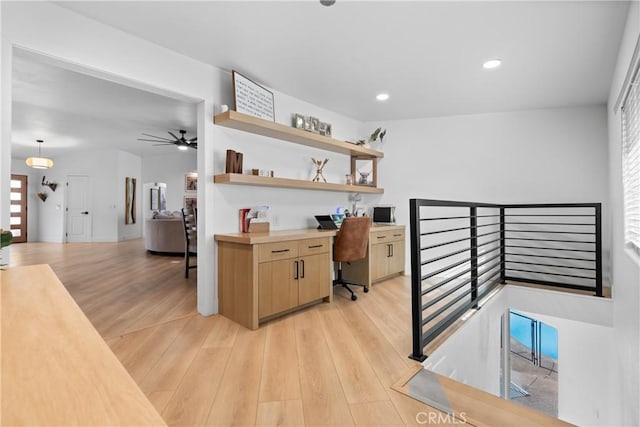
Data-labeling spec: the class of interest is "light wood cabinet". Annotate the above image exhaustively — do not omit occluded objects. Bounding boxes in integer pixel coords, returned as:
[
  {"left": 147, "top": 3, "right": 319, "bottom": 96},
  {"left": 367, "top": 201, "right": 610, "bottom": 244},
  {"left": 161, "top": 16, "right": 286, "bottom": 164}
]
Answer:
[
  {"left": 342, "top": 225, "right": 406, "bottom": 287},
  {"left": 216, "top": 230, "right": 334, "bottom": 330}
]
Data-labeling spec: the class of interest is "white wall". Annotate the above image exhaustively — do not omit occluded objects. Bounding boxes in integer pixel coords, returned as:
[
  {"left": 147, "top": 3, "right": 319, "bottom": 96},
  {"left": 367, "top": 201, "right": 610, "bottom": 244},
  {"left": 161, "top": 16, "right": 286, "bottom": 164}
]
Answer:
[
  {"left": 142, "top": 150, "right": 197, "bottom": 213},
  {"left": 212, "top": 87, "right": 369, "bottom": 233},
  {"left": 606, "top": 3, "right": 640, "bottom": 425},
  {"left": 515, "top": 309, "right": 614, "bottom": 426},
  {"left": 10, "top": 158, "right": 39, "bottom": 241},
  {"left": 424, "top": 286, "right": 615, "bottom": 426},
  {"left": 366, "top": 106, "right": 610, "bottom": 274},
  {"left": 117, "top": 150, "right": 142, "bottom": 241}
]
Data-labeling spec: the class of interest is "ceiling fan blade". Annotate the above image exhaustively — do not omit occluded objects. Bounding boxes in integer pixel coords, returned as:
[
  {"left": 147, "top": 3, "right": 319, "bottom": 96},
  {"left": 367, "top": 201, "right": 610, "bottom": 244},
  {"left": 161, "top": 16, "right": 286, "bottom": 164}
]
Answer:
[
  {"left": 168, "top": 131, "right": 181, "bottom": 141},
  {"left": 189, "top": 137, "right": 198, "bottom": 142},
  {"left": 138, "top": 138, "right": 172, "bottom": 142},
  {"left": 152, "top": 143, "right": 175, "bottom": 146},
  {"left": 142, "top": 133, "right": 173, "bottom": 141}
]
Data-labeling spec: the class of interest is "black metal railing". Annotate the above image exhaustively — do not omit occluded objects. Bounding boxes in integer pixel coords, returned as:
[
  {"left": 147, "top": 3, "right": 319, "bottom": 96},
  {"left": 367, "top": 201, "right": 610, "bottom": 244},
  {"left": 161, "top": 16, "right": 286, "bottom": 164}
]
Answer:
[{"left": 409, "top": 199, "right": 602, "bottom": 361}]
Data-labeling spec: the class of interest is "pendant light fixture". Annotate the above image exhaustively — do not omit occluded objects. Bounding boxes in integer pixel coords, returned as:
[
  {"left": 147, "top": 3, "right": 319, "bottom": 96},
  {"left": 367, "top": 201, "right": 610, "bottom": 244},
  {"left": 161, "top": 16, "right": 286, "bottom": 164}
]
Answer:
[{"left": 26, "top": 139, "right": 54, "bottom": 169}]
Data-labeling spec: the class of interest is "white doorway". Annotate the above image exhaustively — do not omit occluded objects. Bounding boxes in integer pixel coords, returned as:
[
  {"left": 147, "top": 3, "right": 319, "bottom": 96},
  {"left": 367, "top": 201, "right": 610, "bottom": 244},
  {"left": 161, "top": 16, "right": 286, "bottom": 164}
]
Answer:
[{"left": 66, "top": 175, "right": 91, "bottom": 242}]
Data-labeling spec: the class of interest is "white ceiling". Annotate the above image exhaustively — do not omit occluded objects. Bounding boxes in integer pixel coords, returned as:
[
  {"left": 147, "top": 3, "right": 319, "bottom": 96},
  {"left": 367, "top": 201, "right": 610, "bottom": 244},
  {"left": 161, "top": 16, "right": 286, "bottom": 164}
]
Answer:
[
  {"left": 12, "top": 49, "right": 197, "bottom": 160},
  {"left": 56, "top": 0, "right": 629, "bottom": 122},
  {"left": 12, "top": 1, "right": 629, "bottom": 159}
]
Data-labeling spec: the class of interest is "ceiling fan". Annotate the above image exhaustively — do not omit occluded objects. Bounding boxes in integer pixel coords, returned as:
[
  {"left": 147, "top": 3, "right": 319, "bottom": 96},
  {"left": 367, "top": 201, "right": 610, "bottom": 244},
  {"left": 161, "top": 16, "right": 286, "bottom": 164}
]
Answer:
[{"left": 138, "top": 129, "right": 197, "bottom": 150}]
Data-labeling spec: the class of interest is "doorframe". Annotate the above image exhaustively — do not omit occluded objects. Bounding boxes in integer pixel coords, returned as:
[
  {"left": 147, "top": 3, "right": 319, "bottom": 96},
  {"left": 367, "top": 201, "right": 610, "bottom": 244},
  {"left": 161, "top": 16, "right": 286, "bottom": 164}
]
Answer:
[{"left": 2, "top": 34, "right": 216, "bottom": 315}]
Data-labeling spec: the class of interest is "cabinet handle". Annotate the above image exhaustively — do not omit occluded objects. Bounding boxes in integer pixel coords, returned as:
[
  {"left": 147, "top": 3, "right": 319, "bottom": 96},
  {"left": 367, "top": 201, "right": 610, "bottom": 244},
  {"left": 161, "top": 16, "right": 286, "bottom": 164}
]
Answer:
[
  {"left": 272, "top": 249, "right": 290, "bottom": 254},
  {"left": 393, "top": 234, "right": 402, "bottom": 237},
  {"left": 377, "top": 235, "right": 386, "bottom": 239},
  {"left": 308, "top": 244, "right": 323, "bottom": 249},
  {"left": 294, "top": 261, "right": 299, "bottom": 279},
  {"left": 387, "top": 244, "right": 392, "bottom": 257},
  {"left": 300, "top": 259, "right": 305, "bottom": 278},
  {"left": 390, "top": 244, "right": 394, "bottom": 257}
]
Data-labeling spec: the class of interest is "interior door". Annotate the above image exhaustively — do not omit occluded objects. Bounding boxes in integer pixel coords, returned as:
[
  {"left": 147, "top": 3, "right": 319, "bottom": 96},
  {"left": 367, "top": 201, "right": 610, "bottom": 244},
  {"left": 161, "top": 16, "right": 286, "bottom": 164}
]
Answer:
[
  {"left": 66, "top": 175, "right": 91, "bottom": 242},
  {"left": 10, "top": 174, "right": 28, "bottom": 243}
]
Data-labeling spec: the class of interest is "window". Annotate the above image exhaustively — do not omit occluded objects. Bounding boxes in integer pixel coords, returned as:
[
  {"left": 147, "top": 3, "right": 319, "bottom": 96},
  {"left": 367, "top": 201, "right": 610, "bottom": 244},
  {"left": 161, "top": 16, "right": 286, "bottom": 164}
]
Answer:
[{"left": 622, "top": 68, "right": 640, "bottom": 253}]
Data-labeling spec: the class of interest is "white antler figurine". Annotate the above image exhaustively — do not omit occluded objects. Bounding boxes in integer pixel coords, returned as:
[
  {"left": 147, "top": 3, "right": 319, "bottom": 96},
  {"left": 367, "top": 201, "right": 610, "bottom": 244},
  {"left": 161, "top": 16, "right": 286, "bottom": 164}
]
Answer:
[{"left": 312, "top": 157, "right": 329, "bottom": 183}]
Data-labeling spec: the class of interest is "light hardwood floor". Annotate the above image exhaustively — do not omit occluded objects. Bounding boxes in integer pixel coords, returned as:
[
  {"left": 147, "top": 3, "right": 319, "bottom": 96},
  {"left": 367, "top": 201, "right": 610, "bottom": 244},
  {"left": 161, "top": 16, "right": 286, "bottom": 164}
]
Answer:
[{"left": 10, "top": 240, "right": 562, "bottom": 426}]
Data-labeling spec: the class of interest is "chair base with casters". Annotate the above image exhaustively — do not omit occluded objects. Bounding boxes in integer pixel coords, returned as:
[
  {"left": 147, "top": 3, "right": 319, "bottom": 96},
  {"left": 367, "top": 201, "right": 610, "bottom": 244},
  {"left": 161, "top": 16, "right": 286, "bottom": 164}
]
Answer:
[{"left": 333, "top": 261, "right": 369, "bottom": 301}]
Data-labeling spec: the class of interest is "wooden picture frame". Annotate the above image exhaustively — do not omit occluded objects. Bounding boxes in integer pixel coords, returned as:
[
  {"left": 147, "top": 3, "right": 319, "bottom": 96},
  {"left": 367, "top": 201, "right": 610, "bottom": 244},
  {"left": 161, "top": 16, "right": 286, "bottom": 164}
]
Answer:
[
  {"left": 150, "top": 188, "right": 159, "bottom": 210},
  {"left": 351, "top": 157, "right": 377, "bottom": 187},
  {"left": 125, "top": 177, "right": 137, "bottom": 224},
  {"left": 184, "top": 196, "right": 197, "bottom": 211},
  {"left": 233, "top": 70, "right": 275, "bottom": 122},
  {"left": 185, "top": 173, "right": 197, "bottom": 192},
  {"left": 293, "top": 113, "right": 305, "bottom": 129}
]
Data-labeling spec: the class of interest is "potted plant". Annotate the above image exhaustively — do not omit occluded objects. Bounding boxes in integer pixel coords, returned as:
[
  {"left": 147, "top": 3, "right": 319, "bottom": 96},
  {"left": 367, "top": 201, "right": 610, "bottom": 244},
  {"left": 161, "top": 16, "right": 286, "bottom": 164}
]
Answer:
[
  {"left": 1, "top": 229, "right": 12, "bottom": 268},
  {"left": 355, "top": 127, "right": 387, "bottom": 148}
]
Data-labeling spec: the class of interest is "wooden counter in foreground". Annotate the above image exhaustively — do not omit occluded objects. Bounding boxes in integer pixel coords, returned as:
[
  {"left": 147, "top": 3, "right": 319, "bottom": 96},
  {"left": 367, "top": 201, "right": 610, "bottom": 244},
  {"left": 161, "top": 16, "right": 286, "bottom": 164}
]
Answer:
[{"left": 1, "top": 264, "right": 166, "bottom": 426}]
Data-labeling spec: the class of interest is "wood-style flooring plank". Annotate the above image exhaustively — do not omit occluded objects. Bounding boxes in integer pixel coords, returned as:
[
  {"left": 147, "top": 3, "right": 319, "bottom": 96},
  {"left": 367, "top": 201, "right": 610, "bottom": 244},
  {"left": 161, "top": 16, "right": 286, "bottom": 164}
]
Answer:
[
  {"left": 259, "top": 316, "right": 302, "bottom": 402},
  {"left": 349, "top": 401, "right": 405, "bottom": 426},
  {"left": 317, "top": 305, "right": 388, "bottom": 404},
  {"left": 139, "top": 315, "right": 216, "bottom": 393},
  {"left": 205, "top": 327, "right": 267, "bottom": 426},
  {"left": 201, "top": 315, "right": 240, "bottom": 349},
  {"left": 295, "top": 309, "right": 354, "bottom": 426},
  {"left": 161, "top": 347, "right": 231, "bottom": 426},
  {"left": 256, "top": 400, "right": 306, "bottom": 427}
]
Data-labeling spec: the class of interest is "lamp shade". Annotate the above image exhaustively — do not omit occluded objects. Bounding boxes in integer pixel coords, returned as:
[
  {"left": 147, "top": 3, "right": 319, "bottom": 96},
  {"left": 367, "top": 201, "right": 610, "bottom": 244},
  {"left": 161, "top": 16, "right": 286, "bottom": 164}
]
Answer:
[{"left": 26, "top": 157, "right": 54, "bottom": 169}]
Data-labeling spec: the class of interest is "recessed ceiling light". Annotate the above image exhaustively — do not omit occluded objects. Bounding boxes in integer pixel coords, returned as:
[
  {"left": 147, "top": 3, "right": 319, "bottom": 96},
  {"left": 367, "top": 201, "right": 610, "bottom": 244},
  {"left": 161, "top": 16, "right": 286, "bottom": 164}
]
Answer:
[
  {"left": 483, "top": 59, "right": 502, "bottom": 69},
  {"left": 320, "top": 0, "right": 336, "bottom": 6},
  {"left": 376, "top": 93, "right": 389, "bottom": 101}
]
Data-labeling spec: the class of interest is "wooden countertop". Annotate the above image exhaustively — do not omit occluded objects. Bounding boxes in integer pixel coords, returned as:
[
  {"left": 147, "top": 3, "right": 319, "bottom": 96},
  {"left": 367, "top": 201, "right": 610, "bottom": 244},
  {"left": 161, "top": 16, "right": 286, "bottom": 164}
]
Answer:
[
  {"left": 214, "top": 224, "right": 405, "bottom": 245},
  {"left": 1, "top": 264, "right": 166, "bottom": 426}
]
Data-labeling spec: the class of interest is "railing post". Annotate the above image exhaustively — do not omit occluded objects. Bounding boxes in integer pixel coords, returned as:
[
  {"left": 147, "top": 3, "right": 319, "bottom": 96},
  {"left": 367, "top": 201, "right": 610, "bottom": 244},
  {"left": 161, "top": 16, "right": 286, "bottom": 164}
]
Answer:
[
  {"left": 409, "top": 199, "right": 427, "bottom": 361},
  {"left": 500, "top": 207, "right": 506, "bottom": 283},
  {"left": 470, "top": 207, "right": 478, "bottom": 307},
  {"left": 595, "top": 203, "right": 603, "bottom": 297}
]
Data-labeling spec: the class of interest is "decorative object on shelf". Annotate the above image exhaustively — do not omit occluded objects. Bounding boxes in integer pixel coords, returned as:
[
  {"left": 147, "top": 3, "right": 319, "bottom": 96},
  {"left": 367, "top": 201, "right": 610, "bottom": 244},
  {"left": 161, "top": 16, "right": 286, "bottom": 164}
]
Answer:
[
  {"left": 320, "top": 122, "right": 332, "bottom": 137},
  {"left": 293, "top": 113, "right": 305, "bottom": 129},
  {"left": 125, "top": 177, "right": 137, "bottom": 224},
  {"left": 311, "top": 158, "right": 329, "bottom": 183},
  {"left": 345, "top": 174, "right": 354, "bottom": 185},
  {"left": 292, "top": 113, "right": 332, "bottom": 137},
  {"left": 351, "top": 157, "right": 377, "bottom": 187},
  {"left": 355, "top": 127, "right": 387, "bottom": 147},
  {"left": 184, "top": 196, "right": 197, "bottom": 211},
  {"left": 26, "top": 139, "right": 54, "bottom": 169},
  {"left": 225, "top": 149, "right": 244, "bottom": 173},
  {"left": 185, "top": 173, "right": 198, "bottom": 192},
  {"left": 358, "top": 171, "right": 370, "bottom": 185},
  {"left": 233, "top": 70, "right": 275, "bottom": 122},
  {"left": 41, "top": 176, "right": 57, "bottom": 192},
  {"left": 138, "top": 129, "right": 197, "bottom": 150},
  {"left": 310, "top": 117, "right": 320, "bottom": 133},
  {"left": 37, "top": 192, "right": 48, "bottom": 202}
]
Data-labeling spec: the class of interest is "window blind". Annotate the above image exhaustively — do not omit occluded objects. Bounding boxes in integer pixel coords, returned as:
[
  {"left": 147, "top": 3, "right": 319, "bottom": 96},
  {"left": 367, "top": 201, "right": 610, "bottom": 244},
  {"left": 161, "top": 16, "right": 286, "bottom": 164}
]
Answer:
[{"left": 622, "top": 70, "right": 640, "bottom": 253}]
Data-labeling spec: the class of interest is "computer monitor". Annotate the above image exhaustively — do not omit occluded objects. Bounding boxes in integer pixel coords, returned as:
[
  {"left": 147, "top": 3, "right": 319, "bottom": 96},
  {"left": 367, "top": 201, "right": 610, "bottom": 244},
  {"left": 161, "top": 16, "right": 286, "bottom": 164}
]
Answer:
[{"left": 315, "top": 215, "right": 338, "bottom": 230}]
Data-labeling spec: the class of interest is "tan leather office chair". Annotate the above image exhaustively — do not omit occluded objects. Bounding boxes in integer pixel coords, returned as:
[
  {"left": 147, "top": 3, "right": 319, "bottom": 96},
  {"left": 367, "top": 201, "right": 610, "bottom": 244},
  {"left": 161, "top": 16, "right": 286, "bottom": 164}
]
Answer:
[
  {"left": 181, "top": 208, "right": 197, "bottom": 278},
  {"left": 333, "top": 216, "right": 372, "bottom": 301}
]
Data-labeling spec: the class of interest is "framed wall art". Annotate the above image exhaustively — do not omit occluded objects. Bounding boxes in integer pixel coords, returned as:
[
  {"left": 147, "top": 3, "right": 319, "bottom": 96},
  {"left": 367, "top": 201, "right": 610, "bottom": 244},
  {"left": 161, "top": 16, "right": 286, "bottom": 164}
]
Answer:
[
  {"left": 233, "top": 70, "right": 275, "bottom": 122},
  {"left": 185, "top": 173, "right": 198, "bottom": 192}
]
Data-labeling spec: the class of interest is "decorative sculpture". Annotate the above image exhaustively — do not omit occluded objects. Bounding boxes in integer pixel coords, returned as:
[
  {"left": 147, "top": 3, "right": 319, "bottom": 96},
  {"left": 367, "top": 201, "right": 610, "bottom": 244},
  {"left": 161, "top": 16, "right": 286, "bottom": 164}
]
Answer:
[{"left": 311, "top": 158, "right": 329, "bottom": 183}]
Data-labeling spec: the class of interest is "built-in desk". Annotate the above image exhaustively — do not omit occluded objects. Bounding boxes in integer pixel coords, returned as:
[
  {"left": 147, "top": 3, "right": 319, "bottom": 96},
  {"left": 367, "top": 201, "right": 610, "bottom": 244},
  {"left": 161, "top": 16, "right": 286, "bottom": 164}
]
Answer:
[
  {"left": 215, "top": 224, "right": 405, "bottom": 329},
  {"left": 1, "top": 265, "right": 165, "bottom": 426}
]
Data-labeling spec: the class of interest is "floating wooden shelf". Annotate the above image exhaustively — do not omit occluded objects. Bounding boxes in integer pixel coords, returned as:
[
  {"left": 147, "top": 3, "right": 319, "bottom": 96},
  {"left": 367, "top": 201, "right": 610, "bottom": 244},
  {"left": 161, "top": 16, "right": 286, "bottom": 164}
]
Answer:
[
  {"left": 214, "top": 173, "right": 384, "bottom": 194},
  {"left": 214, "top": 110, "right": 384, "bottom": 159}
]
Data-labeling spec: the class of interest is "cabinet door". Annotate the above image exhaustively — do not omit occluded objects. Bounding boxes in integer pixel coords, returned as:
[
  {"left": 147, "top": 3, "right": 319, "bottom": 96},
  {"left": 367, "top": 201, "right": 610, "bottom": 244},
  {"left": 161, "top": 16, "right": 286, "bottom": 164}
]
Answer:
[
  {"left": 370, "top": 243, "right": 390, "bottom": 282},
  {"left": 298, "top": 253, "right": 330, "bottom": 305},
  {"left": 388, "top": 241, "right": 405, "bottom": 276},
  {"left": 258, "top": 259, "right": 299, "bottom": 318}
]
